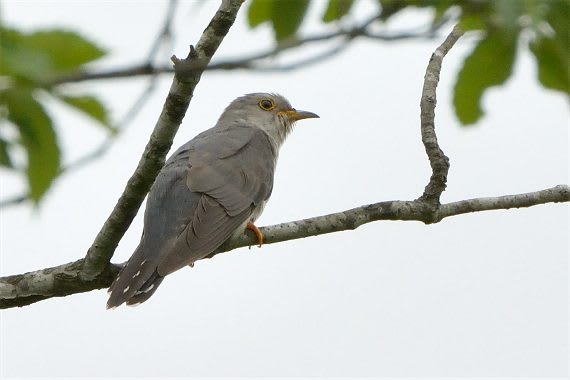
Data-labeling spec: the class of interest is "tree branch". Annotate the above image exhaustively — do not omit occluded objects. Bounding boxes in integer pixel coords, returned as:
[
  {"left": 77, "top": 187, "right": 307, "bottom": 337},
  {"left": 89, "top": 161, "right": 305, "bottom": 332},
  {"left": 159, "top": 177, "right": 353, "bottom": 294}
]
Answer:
[
  {"left": 418, "top": 24, "right": 464, "bottom": 208},
  {"left": 1, "top": 24, "right": 568, "bottom": 309},
  {"left": 48, "top": 17, "right": 440, "bottom": 85},
  {"left": 81, "top": 0, "right": 245, "bottom": 278},
  {"left": 0, "top": 193, "right": 27, "bottom": 208},
  {"left": 0, "top": 260, "right": 121, "bottom": 309},
  {"left": 438, "top": 185, "right": 570, "bottom": 218},
  {"left": 219, "top": 186, "right": 570, "bottom": 253},
  {"left": 2, "top": 185, "right": 568, "bottom": 308}
]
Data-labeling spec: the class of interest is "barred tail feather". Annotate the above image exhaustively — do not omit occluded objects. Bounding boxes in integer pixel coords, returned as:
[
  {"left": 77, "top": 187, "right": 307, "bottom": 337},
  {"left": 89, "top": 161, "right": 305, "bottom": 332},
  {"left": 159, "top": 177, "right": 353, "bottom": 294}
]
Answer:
[{"left": 106, "top": 245, "right": 164, "bottom": 309}]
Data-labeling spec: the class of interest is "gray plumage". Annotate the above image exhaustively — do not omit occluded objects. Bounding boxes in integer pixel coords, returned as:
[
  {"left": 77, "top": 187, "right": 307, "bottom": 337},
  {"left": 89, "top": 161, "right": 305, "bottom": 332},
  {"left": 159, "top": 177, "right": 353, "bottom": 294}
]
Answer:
[{"left": 107, "top": 93, "right": 318, "bottom": 308}]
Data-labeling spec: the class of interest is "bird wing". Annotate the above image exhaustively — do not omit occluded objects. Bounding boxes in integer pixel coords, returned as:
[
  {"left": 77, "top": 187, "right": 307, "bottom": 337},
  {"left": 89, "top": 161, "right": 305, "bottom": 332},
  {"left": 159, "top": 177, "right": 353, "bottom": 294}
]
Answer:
[
  {"left": 156, "top": 125, "right": 276, "bottom": 276},
  {"left": 108, "top": 125, "right": 277, "bottom": 306},
  {"left": 107, "top": 143, "right": 199, "bottom": 307},
  {"left": 186, "top": 125, "right": 276, "bottom": 212}
]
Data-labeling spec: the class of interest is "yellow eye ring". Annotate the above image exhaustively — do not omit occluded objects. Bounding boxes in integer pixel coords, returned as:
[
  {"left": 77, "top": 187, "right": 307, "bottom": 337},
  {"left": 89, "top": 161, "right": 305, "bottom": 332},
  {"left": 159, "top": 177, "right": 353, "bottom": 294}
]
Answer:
[{"left": 258, "top": 98, "right": 275, "bottom": 111}]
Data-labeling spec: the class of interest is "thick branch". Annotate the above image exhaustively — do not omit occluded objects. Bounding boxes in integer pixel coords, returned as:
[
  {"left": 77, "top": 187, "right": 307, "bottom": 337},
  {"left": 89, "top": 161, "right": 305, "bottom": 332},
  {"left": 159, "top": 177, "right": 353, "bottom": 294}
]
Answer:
[
  {"left": 218, "top": 186, "right": 570, "bottom": 252},
  {"left": 2, "top": 186, "right": 568, "bottom": 308},
  {"left": 0, "top": 260, "right": 121, "bottom": 309},
  {"left": 81, "top": 0, "right": 244, "bottom": 278}
]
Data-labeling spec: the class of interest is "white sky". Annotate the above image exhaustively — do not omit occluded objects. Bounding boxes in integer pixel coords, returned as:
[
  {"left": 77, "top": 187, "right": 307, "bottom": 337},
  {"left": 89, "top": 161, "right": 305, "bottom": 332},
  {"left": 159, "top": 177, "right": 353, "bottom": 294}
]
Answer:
[{"left": 1, "top": 1, "right": 569, "bottom": 379}]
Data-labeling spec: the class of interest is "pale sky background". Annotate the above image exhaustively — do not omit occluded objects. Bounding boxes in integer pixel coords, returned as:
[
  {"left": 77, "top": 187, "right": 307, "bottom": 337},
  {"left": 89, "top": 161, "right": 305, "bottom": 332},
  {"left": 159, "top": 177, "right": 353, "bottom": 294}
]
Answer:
[{"left": 0, "top": 1, "right": 569, "bottom": 379}]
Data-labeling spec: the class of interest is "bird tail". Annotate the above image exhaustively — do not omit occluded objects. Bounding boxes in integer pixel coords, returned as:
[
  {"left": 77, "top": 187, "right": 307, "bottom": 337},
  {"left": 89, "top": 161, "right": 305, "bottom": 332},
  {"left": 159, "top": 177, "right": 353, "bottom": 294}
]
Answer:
[{"left": 106, "top": 245, "right": 165, "bottom": 309}]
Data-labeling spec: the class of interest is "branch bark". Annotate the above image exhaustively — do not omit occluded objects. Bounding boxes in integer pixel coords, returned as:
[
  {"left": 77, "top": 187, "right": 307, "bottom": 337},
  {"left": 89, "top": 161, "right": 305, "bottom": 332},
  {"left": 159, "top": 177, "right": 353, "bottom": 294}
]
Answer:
[
  {"left": 2, "top": 185, "right": 568, "bottom": 308},
  {"left": 1, "top": 24, "right": 568, "bottom": 309},
  {"left": 418, "top": 24, "right": 464, "bottom": 208}
]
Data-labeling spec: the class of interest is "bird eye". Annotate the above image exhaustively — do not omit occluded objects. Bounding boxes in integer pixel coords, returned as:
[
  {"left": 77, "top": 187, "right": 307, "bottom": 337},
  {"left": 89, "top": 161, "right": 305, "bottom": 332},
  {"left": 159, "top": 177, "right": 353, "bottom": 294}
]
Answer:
[{"left": 258, "top": 99, "right": 275, "bottom": 111}]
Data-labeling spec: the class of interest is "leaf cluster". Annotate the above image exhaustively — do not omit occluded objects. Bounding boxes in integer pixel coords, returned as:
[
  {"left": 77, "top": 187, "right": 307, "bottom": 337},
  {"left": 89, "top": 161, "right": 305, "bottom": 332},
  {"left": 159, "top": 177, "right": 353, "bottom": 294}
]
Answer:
[{"left": 0, "top": 28, "right": 114, "bottom": 203}]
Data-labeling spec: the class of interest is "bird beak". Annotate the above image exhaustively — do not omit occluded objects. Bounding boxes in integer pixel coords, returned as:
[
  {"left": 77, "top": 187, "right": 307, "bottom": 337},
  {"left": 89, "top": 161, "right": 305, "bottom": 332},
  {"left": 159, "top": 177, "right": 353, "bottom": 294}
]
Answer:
[{"left": 280, "top": 109, "right": 320, "bottom": 121}]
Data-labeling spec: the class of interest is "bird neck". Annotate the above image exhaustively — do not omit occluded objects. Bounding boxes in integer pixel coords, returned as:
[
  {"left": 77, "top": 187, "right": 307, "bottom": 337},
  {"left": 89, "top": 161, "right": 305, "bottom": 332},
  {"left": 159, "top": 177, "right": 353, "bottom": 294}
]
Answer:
[{"left": 262, "top": 116, "right": 293, "bottom": 151}]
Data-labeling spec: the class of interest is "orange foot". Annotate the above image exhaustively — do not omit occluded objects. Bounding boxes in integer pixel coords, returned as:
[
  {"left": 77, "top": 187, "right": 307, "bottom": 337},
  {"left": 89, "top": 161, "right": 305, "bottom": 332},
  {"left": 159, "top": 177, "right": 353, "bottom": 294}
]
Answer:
[{"left": 246, "top": 222, "right": 264, "bottom": 248}]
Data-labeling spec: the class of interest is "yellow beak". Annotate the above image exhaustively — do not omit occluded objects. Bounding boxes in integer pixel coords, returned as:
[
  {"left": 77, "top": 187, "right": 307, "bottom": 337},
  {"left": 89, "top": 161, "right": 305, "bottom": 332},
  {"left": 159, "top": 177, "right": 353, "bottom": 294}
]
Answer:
[{"left": 279, "top": 109, "right": 320, "bottom": 121}]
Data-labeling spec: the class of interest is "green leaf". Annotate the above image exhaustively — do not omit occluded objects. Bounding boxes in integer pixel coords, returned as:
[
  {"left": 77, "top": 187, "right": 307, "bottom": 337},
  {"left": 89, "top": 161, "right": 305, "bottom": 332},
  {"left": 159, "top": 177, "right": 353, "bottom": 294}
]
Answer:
[
  {"left": 378, "top": 0, "right": 408, "bottom": 21},
  {"left": 249, "top": 0, "right": 323, "bottom": 40},
  {"left": 529, "top": 0, "right": 569, "bottom": 94},
  {"left": 493, "top": 0, "right": 524, "bottom": 30},
  {"left": 456, "top": 0, "right": 494, "bottom": 31},
  {"left": 544, "top": 0, "right": 570, "bottom": 37},
  {"left": 3, "top": 88, "right": 61, "bottom": 202},
  {"left": 0, "top": 27, "right": 105, "bottom": 83},
  {"left": 453, "top": 32, "right": 518, "bottom": 125},
  {"left": 530, "top": 36, "right": 570, "bottom": 94},
  {"left": 271, "top": 0, "right": 310, "bottom": 41},
  {"left": 59, "top": 94, "right": 116, "bottom": 133},
  {"left": 378, "top": 0, "right": 458, "bottom": 22},
  {"left": 23, "top": 30, "right": 105, "bottom": 72},
  {"left": 0, "top": 137, "right": 13, "bottom": 168},
  {"left": 458, "top": 15, "right": 487, "bottom": 31},
  {"left": 433, "top": 0, "right": 461, "bottom": 24},
  {"left": 323, "top": 0, "right": 355, "bottom": 23},
  {"left": 0, "top": 28, "right": 52, "bottom": 83},
  {"left": 248, "top": 0, "right": 272, "bottom": 28}
]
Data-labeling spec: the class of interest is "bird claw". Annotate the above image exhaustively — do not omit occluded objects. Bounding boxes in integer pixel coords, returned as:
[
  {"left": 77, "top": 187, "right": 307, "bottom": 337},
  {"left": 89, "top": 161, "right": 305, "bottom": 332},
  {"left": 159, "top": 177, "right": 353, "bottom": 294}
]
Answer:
[{"left": 246, "top": 222, "right": 263, "bottom": 248}]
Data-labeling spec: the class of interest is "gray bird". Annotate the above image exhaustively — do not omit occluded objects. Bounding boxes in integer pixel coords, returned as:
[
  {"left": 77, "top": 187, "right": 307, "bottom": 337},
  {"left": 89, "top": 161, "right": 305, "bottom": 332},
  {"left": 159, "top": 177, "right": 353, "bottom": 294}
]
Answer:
[{"left": 106, "top": 93, "right": 318, "bottom": 308}]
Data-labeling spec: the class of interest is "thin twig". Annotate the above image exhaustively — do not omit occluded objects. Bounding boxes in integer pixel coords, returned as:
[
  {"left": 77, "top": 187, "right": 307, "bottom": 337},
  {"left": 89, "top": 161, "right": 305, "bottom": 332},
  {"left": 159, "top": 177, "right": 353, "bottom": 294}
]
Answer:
[
  {"left": 49, "top": 19, "right": 441, "bottom": 85},
  {"left": 254, "top": 39, "right": 351, "bottom": 72},
  {"left": 146, "top": 0, "right": 177, "bottom": 63},
  {"left": 418, "top": 24, "right": 464, "bottom": 209},
  {"left": 0, "top": 193, "right": 27, "bottom": 208}
]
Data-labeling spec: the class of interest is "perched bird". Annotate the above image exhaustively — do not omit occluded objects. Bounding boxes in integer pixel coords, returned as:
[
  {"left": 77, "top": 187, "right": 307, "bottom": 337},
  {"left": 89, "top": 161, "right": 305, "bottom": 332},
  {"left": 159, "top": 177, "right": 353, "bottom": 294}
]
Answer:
[{"left": 106, "top": 93, "right": 318, "bottom": 308}]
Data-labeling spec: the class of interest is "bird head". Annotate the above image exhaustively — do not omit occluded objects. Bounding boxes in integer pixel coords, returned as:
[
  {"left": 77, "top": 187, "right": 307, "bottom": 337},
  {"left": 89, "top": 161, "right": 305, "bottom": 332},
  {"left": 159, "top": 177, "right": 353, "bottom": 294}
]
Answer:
[{"left": 218, "top": 93, "right": 319, "bottom": 148}]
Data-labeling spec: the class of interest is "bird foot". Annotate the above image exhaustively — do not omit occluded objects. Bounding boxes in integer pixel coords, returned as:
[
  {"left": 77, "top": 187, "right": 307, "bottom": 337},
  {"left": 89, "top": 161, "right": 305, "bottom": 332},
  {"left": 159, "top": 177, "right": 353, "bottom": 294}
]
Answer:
[{"left": 246, "top": 222, "right": 264, "bottom": 248}]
